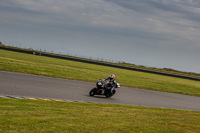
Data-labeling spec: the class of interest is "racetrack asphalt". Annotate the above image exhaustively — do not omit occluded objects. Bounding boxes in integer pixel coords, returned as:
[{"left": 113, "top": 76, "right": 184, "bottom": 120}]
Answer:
[{"left": 0, "top": 71, "right": 200, "bottom": 111}]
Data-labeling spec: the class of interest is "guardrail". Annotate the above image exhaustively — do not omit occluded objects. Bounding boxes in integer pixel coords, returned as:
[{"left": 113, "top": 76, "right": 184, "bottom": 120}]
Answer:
[{"left": 1, "top": 46, "right": 200, "bottom": 81}]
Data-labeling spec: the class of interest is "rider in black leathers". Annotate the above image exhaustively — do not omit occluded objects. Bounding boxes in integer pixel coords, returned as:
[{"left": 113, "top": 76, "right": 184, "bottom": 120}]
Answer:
[{"left": 103, "top": 74, "right": 117, "bottom": 91}]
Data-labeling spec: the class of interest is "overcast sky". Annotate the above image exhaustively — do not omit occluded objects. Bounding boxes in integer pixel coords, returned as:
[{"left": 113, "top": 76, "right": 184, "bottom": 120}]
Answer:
[{"left": 0, "top": 0, "right": 200, "bottom": 73}]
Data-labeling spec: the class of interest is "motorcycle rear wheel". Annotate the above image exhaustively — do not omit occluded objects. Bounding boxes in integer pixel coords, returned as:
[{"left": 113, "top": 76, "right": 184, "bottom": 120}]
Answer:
[{"left": 105, "top": 89, "right": 116, "bottom": 98}]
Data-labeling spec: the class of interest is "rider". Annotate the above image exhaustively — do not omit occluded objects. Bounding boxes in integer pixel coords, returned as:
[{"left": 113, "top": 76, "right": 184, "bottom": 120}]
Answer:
[{"left": 104, "top": 74, "right": 117, "bottom": 89}]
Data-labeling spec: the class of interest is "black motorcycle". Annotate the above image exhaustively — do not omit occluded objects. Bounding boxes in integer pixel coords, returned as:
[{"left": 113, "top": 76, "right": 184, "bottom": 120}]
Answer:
[{"left": 89, "top": 79, "right": 120, "bottom": 98}]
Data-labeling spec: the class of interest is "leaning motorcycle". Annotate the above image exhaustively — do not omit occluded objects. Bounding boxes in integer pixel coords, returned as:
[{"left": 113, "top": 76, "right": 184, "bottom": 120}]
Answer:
[{"left": 89, "top": 79, "right": 120, "bottom": 98}]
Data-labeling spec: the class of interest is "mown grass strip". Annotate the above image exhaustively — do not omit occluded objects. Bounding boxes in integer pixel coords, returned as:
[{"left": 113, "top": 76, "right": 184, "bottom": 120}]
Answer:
[
  {"left": 0, "top": 49, "right": 200, "bottom": 96},
  {"left": 0, "top": 98, "right": 200, "bottom": 133}
]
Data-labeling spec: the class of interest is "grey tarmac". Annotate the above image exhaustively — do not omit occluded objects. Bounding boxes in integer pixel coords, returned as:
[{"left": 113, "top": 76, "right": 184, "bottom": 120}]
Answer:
[{"left": 0, "top": 71, "right": 200, "bottom": 111}]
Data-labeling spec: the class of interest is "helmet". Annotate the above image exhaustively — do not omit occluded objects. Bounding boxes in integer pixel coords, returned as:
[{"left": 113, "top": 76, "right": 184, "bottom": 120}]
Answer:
[{"left": 109, "top": 74, "right": 115, "bottom": 80}]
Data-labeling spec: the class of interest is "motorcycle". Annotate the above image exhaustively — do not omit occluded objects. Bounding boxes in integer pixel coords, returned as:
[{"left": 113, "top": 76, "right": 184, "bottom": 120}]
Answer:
[{"left": 89, "top": 79, "right": 120, "bottom": 98}]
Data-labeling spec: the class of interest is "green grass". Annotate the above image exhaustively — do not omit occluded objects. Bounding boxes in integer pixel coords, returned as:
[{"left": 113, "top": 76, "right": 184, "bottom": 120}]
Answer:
[
  {"left": 0, "top": 49, "right": 200, "bottom": 96},
  {"left": 2, "top": 44, "right": 200, "bottom": 78},
  {"left": 0, "top": 98, "right": 200, "bottom": 133},
  {"left": 1, "top": 49, "right": 200, "bottom": 132}
]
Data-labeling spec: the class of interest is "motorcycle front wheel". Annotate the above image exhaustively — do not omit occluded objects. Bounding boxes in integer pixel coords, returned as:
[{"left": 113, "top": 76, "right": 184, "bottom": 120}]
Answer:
[{"left": 89, "top": 88, "right": 96, "bottom": 96}]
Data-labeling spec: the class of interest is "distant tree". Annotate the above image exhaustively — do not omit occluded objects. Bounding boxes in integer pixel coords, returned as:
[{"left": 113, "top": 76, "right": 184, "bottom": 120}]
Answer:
[{"left": 0, "top": 42, "right": 5, "bottom": 46}]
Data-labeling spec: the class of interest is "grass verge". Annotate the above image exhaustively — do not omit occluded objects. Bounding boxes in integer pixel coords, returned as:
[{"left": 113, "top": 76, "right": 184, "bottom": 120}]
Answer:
[
  {"left": 0, "top": 98, "right": 200, "bottom": 133},
  {"left": 0, "top": 49, "right": 200, "bottom": 96}
]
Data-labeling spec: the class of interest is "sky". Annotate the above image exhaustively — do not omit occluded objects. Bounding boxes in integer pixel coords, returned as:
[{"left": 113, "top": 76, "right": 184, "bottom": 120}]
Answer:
[{"left": 0, "top": 0, "right": 200, "bottom": 73}]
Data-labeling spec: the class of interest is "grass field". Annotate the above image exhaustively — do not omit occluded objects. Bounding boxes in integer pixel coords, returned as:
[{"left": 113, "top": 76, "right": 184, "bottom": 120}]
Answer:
[
  {"left": 0, "top": 49, "right": 200, "bottom": 96},
  {"left": 1, "top": 43, "right": 200, "bottom": 79},
  {"left": 0, "top": 98, "right": 200, "bottom": 133},
  {"left": 1, "top": 49, "right": 200, "bottom": 132}
]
